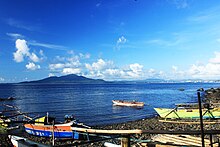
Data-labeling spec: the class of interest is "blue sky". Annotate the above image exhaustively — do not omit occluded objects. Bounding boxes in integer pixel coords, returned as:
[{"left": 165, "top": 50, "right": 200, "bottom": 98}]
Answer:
[{"left": 1, "top": 0, "right": 220, "bottom": 83}]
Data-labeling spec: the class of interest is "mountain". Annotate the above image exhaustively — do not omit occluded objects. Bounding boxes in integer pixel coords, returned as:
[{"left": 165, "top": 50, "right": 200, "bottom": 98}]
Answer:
[{"left": 20, "top": 74, "right": 107, "bottom": 84}]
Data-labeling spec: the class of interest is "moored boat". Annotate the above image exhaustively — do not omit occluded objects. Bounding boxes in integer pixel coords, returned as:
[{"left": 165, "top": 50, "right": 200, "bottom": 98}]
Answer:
[
  {"left": 154, "top": 103, "right": 220, "bottom": 119},
  {"left": 112, "top": 100, "right": 144, "bottom": 107},
  {"left": 24, "top": 114, "right": 90, "bottom": 139}
]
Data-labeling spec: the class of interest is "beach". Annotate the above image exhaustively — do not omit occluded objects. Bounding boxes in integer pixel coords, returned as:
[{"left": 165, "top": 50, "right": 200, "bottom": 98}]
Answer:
[{"left": 1, "top": 116, "right": 220, "bottom": 146}]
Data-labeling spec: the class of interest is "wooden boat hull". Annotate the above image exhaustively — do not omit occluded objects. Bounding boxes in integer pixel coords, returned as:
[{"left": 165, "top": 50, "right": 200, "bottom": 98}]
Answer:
[
  {"left": 112, "top": 100, "right": 144, "bottom": 107},
  {"left": 24, "top": 123, "right": 80, "bottom": 139},
  {"left": 154, "top": 107, "right": 220, "bottom": 119}
]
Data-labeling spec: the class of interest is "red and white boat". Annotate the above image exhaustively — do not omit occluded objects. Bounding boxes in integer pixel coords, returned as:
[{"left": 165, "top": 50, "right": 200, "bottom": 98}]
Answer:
[{"left": 112, "top": 100, "right": 144, "bottom": 107}]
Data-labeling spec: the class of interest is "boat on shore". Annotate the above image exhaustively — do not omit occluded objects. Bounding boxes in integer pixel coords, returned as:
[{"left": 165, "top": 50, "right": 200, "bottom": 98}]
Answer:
[
  {"left": 112, "top": 100, "right": 144, "bottom": 107},
  {"left": 24, "top": 114, "right": 90, "bottom": 139},
  {"left": 154, "top": 103, "right": 220, "bottom": 119},
  {"left": 9, "top": 135, "right": 49, "bottom": 147}
]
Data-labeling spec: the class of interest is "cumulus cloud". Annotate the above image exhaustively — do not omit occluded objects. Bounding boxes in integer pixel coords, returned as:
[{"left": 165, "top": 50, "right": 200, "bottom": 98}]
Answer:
[
  {"left": 13, "top": 39, "right": 42, "bottom": 63},
  {"left": 186, "top": 52, "right": 220, "bottom": 79},
  {"left": 49, "top": 57, "right": 81, "bottom": 71},
  {"left": 84, "top": 59, "right": 145, "bottom": 80},
  {"left": 62, "top": 68, "right": 81, "bottom": 74},
  {"left": 13, "top": 39, "right": 30, "bottom": 62},
  {"left": 49, "top": 63, "right": 66, "bottom": 71},
  {"left": 85, "top": 59, "right": 113, "bottom": 71},
  {"left": 26, "top": 62, "right": 40, "bottom": 70},
  {"left": 49, "top": 53, "right": 90, "bottom": 76},
  {"left": 127, "top": 63, "right": 143, "bottom": 78},
  {"left": 29, "top": 52, "right": 40, "bottom": 62}
]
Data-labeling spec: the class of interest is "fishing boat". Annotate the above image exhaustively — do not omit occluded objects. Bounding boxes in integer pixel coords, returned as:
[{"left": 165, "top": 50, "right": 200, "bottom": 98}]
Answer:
[
  {"left": 24, "top": 114, "right": 90, "bottom": 139},
  {"left": 154, "top": 103, "right": 220, "bottom": 119},
  {"left": 112, "top": 100, "right": 144, "bottom": 107}
]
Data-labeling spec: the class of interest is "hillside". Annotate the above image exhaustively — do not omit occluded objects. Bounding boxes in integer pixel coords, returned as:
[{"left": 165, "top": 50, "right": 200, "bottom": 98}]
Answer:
[{"left": 20, "top": 74, "right": 107, "bottom": 84}]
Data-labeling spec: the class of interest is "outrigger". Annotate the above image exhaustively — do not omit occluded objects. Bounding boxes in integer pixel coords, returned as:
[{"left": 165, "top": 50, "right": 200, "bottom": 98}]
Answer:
[{"left": 154, "top": 103, "right": 220, "bottom": 119}]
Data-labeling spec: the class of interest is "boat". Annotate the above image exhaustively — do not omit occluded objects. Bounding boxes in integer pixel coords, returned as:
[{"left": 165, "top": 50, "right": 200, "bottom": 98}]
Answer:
[
  {"left": 112, "top": 100, "right": 144, "bottom": 107},
  {"left": 154, "top": 103, "right": 220, "bottom": 119},
  {"left": 24, "top": 114, "right": 90, "bottom": 139},
  {"left": 9, "top": 135, "right": 49, "bottom": 147}
]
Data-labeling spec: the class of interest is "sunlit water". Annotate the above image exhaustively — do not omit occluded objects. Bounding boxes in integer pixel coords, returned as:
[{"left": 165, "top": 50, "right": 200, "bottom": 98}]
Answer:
[{"left": 0, "top": 83, "right": 219, "bottom": 126}]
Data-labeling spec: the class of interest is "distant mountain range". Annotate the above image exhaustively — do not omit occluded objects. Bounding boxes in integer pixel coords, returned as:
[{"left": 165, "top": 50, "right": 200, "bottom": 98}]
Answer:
[
  {"left": 20, "top": 74, "right": 107, "bottom": 84},
  {"left": 19, "top": 74, "right": 220, "bottom": 84}
]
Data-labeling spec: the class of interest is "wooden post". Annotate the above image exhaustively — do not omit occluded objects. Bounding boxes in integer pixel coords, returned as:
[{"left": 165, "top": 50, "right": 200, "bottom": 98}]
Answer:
[
  {"left": 52, "top": 120, "right": 55, "bottom": 146},
  {"left": 198, "top": 92, "right": 205, "bottom": 147},
  {"left": 121, "top": 134, "right": 130, "bottom": 147},
  {"left": 210, "top": 134, "right": 213, "bottom": 147},
  {"left": 47, "top": 112, "right": 49, "bottom": 124}
]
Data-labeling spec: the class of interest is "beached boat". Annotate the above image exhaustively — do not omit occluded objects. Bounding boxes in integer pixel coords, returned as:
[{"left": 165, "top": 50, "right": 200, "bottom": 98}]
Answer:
[
  {"left": 9, "top": 135, "right": 49, "bottom": 147},
  {"left": 154, "top": 103, "right": 220, "bottom": 119},
  {"left": 112, "top": 100, "right": 144, "bottom": 107},
  {"left": 24, "top": 114, "right": 90, "bottom": 139}
]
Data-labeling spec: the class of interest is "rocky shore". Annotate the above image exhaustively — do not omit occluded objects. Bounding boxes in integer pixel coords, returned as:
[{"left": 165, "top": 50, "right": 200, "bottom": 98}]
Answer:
[
  {"left": 2, "top": 87, "right": 220, "bottom": 146},
  {"left": 205, "top": 87, "right": 220, "bottom": 103},
  {"left": 4, "top": 116, "right": 220, "bottom": 147}
]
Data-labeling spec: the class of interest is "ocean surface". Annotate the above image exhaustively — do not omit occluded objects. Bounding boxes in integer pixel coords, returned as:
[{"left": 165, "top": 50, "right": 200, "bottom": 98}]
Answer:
[{"left": 0, "top": 83, "right": 220, "bottom": 126}]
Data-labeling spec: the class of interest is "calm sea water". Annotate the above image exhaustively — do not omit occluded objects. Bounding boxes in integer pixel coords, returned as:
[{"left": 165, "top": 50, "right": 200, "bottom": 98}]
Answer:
[{"left": 0, "top": 83, "right": 220, "bottom": 126}]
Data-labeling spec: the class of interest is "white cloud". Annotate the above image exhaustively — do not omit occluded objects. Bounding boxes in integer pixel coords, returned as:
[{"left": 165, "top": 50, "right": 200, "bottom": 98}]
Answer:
[
  {"left": 125, "top": 63, "right": 143, "bottom": 79},
  {"left": 105, "top": 69, "right": 123, "bottom": 77},
  {"left": 62, "top": 68, "right": 81, "bottom": 74},
  {"left": 49, "top": 56, "right": 81, "bottom": 71},
  {"left": 29, "top": 53, "right": 40, "bottom": 62},
  {"left": 49, "top": 53, "right": 90, "bottom": 76},
  {"left": 29, "top": 40, "right": 67, "bottom": 50},
  {"left": 49, "top": 63, "right": 66, "bottom": 70},
  {"left": 84, "top": 60, "right": 145, "bottom": 80},
  {"left": 26, "top": 62, "right": 40, "bottom": 70},
  {"left": 48, "top": 73, "right": 55, "bottom": 77},
  {"left": 6, "top": 33, "right": 24, "bottom": 39},
  {"left": 79, "top": 53, "right": 90, "bottom": 59},
  {"left": 129, "top": 63, "right": 143, "bottom": 74},
  {"left": 209, "top": 52, "right": 220, "bottom": 64},
  {"left": 85, "top": 59, "right": 113, "bottom": 71},
  {"left": 14, "top": 39, "right": 30, "bottom": 62},
  {"left": 117, "top": 36, "right": 127, "bottom": 44},
  {"left": 0, "top": 77, "right": 5, "bottom": 82},
  {"left": 188, "top": 63, "right": 219, "bottom": 79},
  {"left": 13, "top": 39, "right": 42, "bottom": 63},
  {"left": 186, "top": 52, "right": 220, "bottom": 79},
  {"left": 115, "top": 36, "right": 127, "bottom": 50},
  {"left": 172, "top": 66, "right": 178, "bottom": 72}
]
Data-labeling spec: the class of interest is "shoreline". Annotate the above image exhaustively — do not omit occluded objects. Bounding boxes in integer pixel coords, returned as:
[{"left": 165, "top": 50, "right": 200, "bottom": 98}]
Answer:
[{"left": 3, "top": 116, "right": 220, "bottom": 146}]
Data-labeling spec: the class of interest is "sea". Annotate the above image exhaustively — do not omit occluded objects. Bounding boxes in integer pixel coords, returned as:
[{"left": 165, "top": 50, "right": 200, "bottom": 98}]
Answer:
[{"left": 0, "top": 83, "right": 220, "bottom": 126}]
